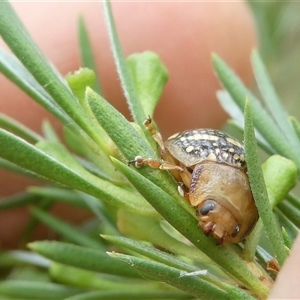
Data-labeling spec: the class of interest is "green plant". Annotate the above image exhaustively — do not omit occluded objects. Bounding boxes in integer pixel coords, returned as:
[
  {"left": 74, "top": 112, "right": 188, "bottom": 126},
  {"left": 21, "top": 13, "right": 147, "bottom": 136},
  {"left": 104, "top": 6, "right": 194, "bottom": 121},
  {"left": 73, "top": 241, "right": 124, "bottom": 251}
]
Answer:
[{"left": 0, "top": 1, "right": 299, "bottom": 299}]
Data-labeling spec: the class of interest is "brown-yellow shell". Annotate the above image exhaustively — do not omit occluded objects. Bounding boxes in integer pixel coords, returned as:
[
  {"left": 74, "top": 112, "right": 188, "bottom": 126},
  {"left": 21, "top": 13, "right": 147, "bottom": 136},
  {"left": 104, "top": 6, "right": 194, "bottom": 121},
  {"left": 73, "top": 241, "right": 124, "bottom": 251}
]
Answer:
[{"left": 162, "top": 129, "right": 259, "bottom": 244}]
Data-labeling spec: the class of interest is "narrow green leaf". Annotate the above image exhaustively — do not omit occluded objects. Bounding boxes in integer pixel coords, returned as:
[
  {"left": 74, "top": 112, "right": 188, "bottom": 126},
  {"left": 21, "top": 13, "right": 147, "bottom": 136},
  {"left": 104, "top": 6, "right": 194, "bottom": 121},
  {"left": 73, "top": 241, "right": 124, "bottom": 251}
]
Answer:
[
  {"left": 36, "top": 140, "right": 155, "bottom": 216},
  {"left": 28, "top": 187, "right": 89, "bottom": 210},
  {"left": 0, "top": 157, "right": 41, "bottom": 179},
  {"left": 217, "top": 91, "right": 275, "bottom": 155},
  {"left": 212, "top": 53, "right": 300, "bottom": 170},
  {"left": 30, "top": 207, "right": 104, "bottom": 250},
  {"left": 0, "top": 280, "right": 81, "bottom": 300},
  {"left": 281, "top": 227, "right": 292, "bottom": 250},
  {"left": 0, "top": 50, "right": 70, "bottom": 125},
  {"left": 42, "top": 120, "right": 60, "bottom": 143},
  {"left": 274, "top": 208, "right": 299, "bottom": 241},
  {"left": 228, "top": 120, "right": 275, "bottom": 156},
  {"left": 109, "top": 252, "right": 229, "bottom": 300},
  {"left": 244, "top": 99, "right": 288, "bottom": 266},
  {"left": 0, "top": 2, "right": 105, "bottom": 148},
  {"left": 289, "top": 116, "right": 300, "bottom": 141},
  {"left": 103, "top": 235, "right": 203, "bottom": 273},
  {"left": 286, "top": 193, "right": 300, "bottom": 211},
  {"left": 28, "top": 241, "right": 141, "bottom": 278},
  {"left": 78, "top": 192, "right": 120, "bottom": 234},
  {"left": 277, "top": 200, "right": 300, "bottom": 228},
  {"left": 0, "top": 250, "right": 51, "bottom": 269},
  {"left": 50, "top": 263, "right": 165, "bottom": 292},
  {"left": 217, "top": 90, "right": 244, "bottom": 127},
  {"left": 102, "top": 234, "right": 230, "bottom": 281},
  {"left": 85, "top": 89, "right": 154, "bottom": 158},
  {"left": 35, "top": 140, "right": 92, "bottom": 178},
  {"left": 0, "top": 113, "right": 43, "bottom": 143},
  {"left": 85, "top": 88, "right": 193, "bottom": 214},
  {"left": 65, "top": 290, "right": 193, "bottom": 300},
  {"left": 244, "top": 154, "right": 296, "bottom": 260},
  {"left": 226, "top": 285, "right": 257, "bottom": 300},
  {"left": 63, "top": 126, "right": 125, "bottom": 184},
  {"left": 126, "top": 51, "right": 168, "bottom": 117},
  {"left": 28, "top": 187, "right": 119, "bottom": 234},
  {"left": 251, "top": 50, "right": 300, "bottom": 152},
  {"left": 0, "top": 193, "right": 40, "bottom": 210},
  {"left": 112, "top": 158, "right": 269, "bottom": 299},
  {"left": 65, "top": 68, "right": 121, "bottom": 169},
  {"left": 78, "top": 16, "right": 102, "bottom": 95},
  {"left": 116, "top": 210, "right": 213, "bottom": 265},
  {"left": 243, "top": 219, "right": 264, "bottom": 262},
  {"left": 22, "top": 198, "right": 53, "bottom": 246},
  {"left": 247, "top": 2, "right": 287, "bottom": 63},
  {"left": 102, "top": 1, "right": 148, "bottom": 130},
  {"left": 0, "top": 129, "right": 155, "bottom": 217}
]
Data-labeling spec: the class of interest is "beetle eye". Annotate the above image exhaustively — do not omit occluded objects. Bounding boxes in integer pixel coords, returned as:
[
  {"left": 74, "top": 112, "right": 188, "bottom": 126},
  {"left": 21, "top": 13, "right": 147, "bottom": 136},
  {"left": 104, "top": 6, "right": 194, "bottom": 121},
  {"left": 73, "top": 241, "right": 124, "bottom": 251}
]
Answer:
[
  {"left": 200, "top": 200, "right": 215, "bottom": 215},
  {"left": 232, "top": 224, "right": 240, "bottom": 237}
]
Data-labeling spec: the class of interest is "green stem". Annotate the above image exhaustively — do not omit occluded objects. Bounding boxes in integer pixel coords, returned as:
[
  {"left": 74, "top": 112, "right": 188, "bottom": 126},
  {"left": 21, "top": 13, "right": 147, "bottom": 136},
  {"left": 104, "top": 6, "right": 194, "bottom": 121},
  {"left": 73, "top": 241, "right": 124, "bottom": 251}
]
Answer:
[
  {"left": 244, "top": 100, "right": 288, "bottom": 266},
  {"left": 102, "top": 1, "right": 150, "bottom": 136}
]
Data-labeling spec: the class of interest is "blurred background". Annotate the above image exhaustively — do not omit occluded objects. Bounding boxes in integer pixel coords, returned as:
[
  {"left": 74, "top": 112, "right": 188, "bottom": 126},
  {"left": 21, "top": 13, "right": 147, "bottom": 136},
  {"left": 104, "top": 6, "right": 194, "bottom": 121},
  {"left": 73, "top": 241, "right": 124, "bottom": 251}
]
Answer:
[{"left": 249, "top": 1, "right": 300, "bottom": 118}]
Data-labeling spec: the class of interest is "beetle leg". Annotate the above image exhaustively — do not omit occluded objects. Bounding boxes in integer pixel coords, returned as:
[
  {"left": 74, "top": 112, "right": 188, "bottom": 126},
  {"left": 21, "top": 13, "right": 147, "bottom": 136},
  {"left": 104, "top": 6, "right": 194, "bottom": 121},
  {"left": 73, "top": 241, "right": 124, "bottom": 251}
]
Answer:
[
  {"left": 178, "top": 183, "right": 185, "bottom": 197},
  {"left": 201, "top": 220, "right": 216, "bottom": 236},
  {"left": 216, "top": 231, "right": 228, "bottom": 246},
  {"left": 143, "top": 116, "right": 166, "bottom": 152},
  {"left": 129, "top": 155, "right": 185, "bottom": 172},
  {"left": 178, "top": 183, "right": 190, "bottom": 199}
]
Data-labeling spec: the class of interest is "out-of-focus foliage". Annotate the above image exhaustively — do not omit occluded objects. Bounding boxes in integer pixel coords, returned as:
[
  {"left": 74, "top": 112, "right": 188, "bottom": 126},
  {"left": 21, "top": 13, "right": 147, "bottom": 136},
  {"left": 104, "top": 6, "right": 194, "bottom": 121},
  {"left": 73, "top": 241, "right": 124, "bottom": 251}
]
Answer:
[{"left": 248, "top": 1, "right": 300, "bottom": 119}]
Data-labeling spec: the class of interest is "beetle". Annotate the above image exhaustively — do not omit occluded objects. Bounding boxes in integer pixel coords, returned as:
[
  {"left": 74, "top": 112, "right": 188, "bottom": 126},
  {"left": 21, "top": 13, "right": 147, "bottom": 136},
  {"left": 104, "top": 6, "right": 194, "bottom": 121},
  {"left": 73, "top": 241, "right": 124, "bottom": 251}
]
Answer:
[{"left": 131, "top": 117, "right": 258, "bottom": 245}]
